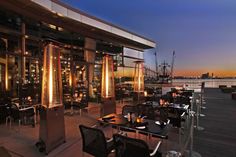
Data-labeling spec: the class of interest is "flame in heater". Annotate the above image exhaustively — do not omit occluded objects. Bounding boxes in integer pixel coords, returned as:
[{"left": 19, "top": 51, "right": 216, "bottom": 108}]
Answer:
[
  {"left": 69, "top": 71, "right": 72, "bottom": 87},
  {"left": 49, "top": 49, "right": 53, "bottom": 104},
  {"left": 5, "top": 55, "right": 8, "bottom": 90},
  {"left": 105, "top": 56, "right": 109, "bottom": 97},
  {"left": 138, "top": 64, "right": 141, "bottom": 92}
]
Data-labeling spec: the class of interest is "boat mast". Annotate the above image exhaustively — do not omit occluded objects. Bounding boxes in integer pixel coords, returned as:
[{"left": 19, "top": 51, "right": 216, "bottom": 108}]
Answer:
[
  {"left": 155, "top": 49, "right": 158, "bottom": 81},
  {"left": 170, "top": 50, "right": 175, "bottom": 84}
]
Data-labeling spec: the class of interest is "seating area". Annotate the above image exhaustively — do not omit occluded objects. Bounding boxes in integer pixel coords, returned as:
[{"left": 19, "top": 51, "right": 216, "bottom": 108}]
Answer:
[
  {"left": 0, "top": 86, "right": 194, "bottom": 157},
  {"left": 85, "top": 87, "right": 194, "bottom": 157},
  {"left": 2, "top": 86, "right": 236, "bottom": 157},
  {"left": 0, "top": 97, "right": 36, "bottom": 129}
]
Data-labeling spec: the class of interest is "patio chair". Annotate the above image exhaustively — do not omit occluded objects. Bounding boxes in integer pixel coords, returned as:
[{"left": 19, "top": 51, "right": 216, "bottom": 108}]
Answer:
[
  {"left": 137, "top": 104, "right": 156, "bottom": 120},
  {"left": 6, "top": 103, "right": 35, "bottom": 128},
  {"left": 115, "top": 105, "right": 138, "bottom": 134},
  {"left": 122, "top": 105, "right": 138, "bottom": 116},
  {"left": 79, "top": 125, "right": 114, "bottom": 157},
  {"left": 113, "top": 133, "right": 162, "bottom": 157}
]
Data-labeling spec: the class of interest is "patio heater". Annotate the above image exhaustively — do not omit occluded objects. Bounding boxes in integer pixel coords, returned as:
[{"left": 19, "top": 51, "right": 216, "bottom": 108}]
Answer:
[
  {"left": 101, "top": 55, "right": 116, "bottom": 116},
  {"left": 133, "top": 61, "right": 144, "bottom": 103},
  {"left": 37, "top": 43, "right": 65, "bottom": 154}
]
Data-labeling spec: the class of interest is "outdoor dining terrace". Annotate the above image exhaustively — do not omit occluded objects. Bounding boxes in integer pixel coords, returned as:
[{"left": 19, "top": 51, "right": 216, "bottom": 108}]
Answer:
[
  {"left": 0, "top": 85, "right": 205, "bottom": 157},
  {"left": 1, "top": 86, "right": 236, "bottom": 157}
]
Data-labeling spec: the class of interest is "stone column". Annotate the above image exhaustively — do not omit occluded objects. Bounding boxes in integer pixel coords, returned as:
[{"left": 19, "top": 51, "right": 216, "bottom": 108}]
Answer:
[{"left": 84, "top": 38, "right": 96, "bottom": 98}]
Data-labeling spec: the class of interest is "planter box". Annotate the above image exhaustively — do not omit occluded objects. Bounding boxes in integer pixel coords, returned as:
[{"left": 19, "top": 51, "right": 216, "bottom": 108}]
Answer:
[
  {"left": 219, "top": 85, "right": 227, "bottom": 89},
  {"left": 231, "top": 85, "right": 236, "bottom": 89},
  {"left": 221, "top": 87, "right": 235, "bottom": 93}
]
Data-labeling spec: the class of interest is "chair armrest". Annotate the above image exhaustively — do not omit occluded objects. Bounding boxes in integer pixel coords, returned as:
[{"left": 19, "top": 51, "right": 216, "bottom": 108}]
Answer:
[
  {"left": 106, "top": 137, "right": 113, "bottom": 143},
  {"left": 180, "top": 112, "right": 185, "bottom": 117},
  {"left": 107, "top": 131, "right": 126, "bottom": 143},
  {"left": 142, "top": 116, "right": 147, "bottom": 119},
  {"left": 150, "top": 141, "right": 162, "bottom": 156},
  {"left": 166, "top": 119, "right": 170, "bottom": 124},
  {"left": 118, "top": 131, "right": 127, "bottom": 136},
  {"left": 91, "top": 124, "right": 97, "bottom": 128}
]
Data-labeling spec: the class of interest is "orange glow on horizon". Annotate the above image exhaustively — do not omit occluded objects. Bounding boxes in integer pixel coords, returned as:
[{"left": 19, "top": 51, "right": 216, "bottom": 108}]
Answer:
[
  {"left": 115, "top": 67, "right": 235, "bottom": 78},
  {"left": 174, "top": 69, "right": 236, "bottom": 77}
]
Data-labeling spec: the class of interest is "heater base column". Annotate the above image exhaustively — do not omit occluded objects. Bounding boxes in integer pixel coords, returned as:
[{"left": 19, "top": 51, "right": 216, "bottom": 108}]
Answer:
[
  {"left": 38, "top": 106, "right": 65, "bottom": 154},
  {"left": 100, "top": 97, "right": 116, "bottom": 116},
  {"left": 133, "top": 92, "right": 145, "bottom": 104}
]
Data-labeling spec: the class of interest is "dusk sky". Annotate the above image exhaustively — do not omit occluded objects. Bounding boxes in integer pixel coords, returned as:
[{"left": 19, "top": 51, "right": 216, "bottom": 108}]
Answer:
[{"left": 62, "top": 0, "right": 236, "bottom": 77}]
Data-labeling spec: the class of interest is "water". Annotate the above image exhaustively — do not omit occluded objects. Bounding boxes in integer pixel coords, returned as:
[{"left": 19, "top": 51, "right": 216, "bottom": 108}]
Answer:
[{"left": 173, "top": 79, "right": 236, "bottom": 88}]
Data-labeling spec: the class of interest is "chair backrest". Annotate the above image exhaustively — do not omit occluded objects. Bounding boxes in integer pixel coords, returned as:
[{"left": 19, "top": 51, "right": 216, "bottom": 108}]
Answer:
[
  {"left": 174, "top": 96, "right": 190, "bottom": 105},
  {"left": 79, "top": 125, "right": 108, "bottom": 157},
  {"left": 24, "top": 108, "right": 35, "bottom": 117},
  {"left": 137, "top": 104, "right": 155, "bottom": 120},
  {"left": 0, "top": 105, "right": 8, "bottom": 121},
  {"left": 113, "top": 134, "right": 150, "bottom": 157},
  {"left": 10, "top": 103, "right": 20, "bottom": 120},
  {"left": 122, "top": 105, "right": 137, "bottom": 115},
  {"left": 159, "top": 107, "right": 169, "bottom": 123}
]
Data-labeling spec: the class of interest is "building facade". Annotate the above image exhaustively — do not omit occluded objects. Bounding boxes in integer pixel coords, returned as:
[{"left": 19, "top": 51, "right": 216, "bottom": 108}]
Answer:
[{"left": 0, "top": 0, "right": 155, "bottom": 105}]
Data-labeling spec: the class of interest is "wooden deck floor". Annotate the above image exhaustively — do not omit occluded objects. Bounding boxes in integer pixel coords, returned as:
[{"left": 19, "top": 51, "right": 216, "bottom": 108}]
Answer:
[{"left": 193, "top": 88, "right": 236, "bottom": 157}]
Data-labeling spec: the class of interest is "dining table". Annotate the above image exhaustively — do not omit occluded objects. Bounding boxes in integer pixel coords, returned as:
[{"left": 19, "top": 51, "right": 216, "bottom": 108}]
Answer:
[
  {"left": 98, "top": 113, "right": 169, "bottom": 139},
  {"left": 143, "top": 101, "right": 189, "bottom": 114}
]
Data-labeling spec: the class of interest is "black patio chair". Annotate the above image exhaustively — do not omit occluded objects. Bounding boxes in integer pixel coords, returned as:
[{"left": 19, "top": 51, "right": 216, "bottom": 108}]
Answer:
[
  {"left": 159, "top": 107, "right": 182, "bottom": 128},
  {"left": 5, "top": 103, "right": 23, "bottom": 127},
  {"left": 113, "top": 105, "right": 138, "bottom": 134},
  {"left": 137, "top": 104, "right": 156, "bottom": 120},
  {"left": 79, "top": 125, "right": 114, "bottom": 157},
  {"left": 122, "top": 105, "right": 138, "bottom": 116},
  {"left": 159, "top": 107, "right": 169, "bottom": 123},
  {"left": 113, "top": 133, "right": 162, "bottom": 157},
  {"left": 6, "top": 103, "right": 35, "bottom": 128},
  {"left": 0, "top": 105, "right": 9, "bottom": 124}
]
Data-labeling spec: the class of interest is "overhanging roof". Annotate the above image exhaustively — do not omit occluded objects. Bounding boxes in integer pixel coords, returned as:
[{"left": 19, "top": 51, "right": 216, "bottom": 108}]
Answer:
[{"left": 1, "top": 0, "right": 156, "bottom": 50}]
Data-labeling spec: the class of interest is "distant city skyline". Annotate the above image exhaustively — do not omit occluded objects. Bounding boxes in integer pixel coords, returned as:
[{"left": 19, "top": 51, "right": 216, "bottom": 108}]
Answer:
[{"left": 62, "top": 0, "right": 236, "bottom": 77}]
